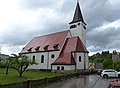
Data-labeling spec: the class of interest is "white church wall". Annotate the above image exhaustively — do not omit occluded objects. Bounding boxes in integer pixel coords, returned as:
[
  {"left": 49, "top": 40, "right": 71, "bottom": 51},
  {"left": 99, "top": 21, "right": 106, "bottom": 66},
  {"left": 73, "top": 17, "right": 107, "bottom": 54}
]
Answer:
[
  {"left": 25, "top": 51, "right": 61, "bottom": 70},
  {"left": 82, "top": 23, "right": 86, "bottom": 45},
  {"left": 25, "top": 52, "right": 49, "bottom": 69},
  {"left": 26, "top": 53, "right": 39, "bottom": 69},
  {"left": 67, "top": 30, "right": 72, "bottom": 37},
  {"left": 85, "top": 53, "right": 89, "bottom": 69},
  {"left": 75, "top": 52, "right": 88, "bottom": 70},
  {"left": 48, "top": 51, "right": 60, "bottom": 69},
  {"left": 52, "top": 65, "right": 75, "bottom": 70}
]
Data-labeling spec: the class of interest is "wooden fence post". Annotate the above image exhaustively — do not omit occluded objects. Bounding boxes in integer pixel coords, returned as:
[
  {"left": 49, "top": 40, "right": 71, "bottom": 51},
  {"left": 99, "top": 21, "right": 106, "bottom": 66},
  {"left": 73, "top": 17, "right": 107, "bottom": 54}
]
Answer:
[
  {"left": 45, "top": 77, "right": 48, "bottom": 84},
  {"left": 56, "top": 76, "right": 58, "bottom": 82},
  {"left": 27, "top": 79, "right": 31, "bottom": 88}
]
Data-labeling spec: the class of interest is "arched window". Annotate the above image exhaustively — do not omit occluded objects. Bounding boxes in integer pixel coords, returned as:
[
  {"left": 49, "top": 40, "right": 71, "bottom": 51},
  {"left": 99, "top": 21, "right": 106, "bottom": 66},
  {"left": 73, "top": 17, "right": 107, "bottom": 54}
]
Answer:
[
  {"left": 78, "top": 23, "right": 80, "bottom": 25},
  {"left": 41, "top": 55, "right": 44, "bottom": 63},
  {"left": 32, "top": 56, "right": 35, "bottom": 63},
  {"left": 57, "top": 66, "right": 60, "bottom": 70},
  {"left": 61, "top": 66, "right": 64, "bottom": 70},
  {"left": 51, "top": 54, "right": 55, "bottom": 58}
]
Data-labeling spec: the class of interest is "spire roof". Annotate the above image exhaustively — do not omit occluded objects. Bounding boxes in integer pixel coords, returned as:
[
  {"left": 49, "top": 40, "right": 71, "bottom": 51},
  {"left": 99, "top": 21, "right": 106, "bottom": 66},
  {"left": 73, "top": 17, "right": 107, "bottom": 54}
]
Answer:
[{"left": 69, "top": 2, "right": 86, "bottom": 24}]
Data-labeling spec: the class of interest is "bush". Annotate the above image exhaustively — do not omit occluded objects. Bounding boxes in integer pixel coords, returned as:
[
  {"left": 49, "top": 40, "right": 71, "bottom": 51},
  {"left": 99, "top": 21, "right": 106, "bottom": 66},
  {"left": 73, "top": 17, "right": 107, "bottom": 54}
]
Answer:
[{"left": 89, "top": 63, "right": 95, "bottom": 73}]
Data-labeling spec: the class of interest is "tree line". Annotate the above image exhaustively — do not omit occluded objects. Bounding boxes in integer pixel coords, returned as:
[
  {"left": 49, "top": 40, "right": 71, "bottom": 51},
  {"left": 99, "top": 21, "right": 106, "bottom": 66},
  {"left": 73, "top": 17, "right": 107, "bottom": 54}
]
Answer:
[{"left": 89, "top": 50, "right": 120, "bottom": 71}]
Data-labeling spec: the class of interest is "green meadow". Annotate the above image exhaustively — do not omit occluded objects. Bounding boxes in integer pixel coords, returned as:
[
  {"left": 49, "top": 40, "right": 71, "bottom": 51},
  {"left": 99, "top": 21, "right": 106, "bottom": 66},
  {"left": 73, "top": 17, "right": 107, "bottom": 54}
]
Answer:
[{"left": 0, "top": 68, "right": 61, "bottom": 84}]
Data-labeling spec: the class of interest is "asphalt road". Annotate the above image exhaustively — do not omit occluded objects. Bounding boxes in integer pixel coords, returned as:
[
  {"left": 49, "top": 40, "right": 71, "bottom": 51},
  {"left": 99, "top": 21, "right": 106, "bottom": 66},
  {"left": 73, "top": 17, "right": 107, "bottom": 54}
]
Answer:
[{"left": 34, "top": 75, "right": 119, "bottom": 88}]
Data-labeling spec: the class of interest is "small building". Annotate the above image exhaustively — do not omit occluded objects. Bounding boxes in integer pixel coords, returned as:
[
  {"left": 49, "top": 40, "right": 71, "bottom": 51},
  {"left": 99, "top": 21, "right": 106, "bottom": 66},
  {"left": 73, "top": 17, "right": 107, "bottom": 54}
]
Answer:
[
  {"left": 94, "top": 62, "right": 103, "bottom": 69},
  {"left": 112, "top": 52, "right": 120, "bottom": 62},
  {"left": 21, "top": 1, "right": 89, "bottom": 71}
]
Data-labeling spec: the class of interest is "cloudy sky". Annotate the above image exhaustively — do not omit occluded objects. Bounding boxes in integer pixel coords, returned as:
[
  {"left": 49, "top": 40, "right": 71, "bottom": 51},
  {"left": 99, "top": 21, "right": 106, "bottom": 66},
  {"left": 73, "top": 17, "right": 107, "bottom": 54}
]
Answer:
[{"left": 0, "top": 0, "right": 120, "bottom": 55}]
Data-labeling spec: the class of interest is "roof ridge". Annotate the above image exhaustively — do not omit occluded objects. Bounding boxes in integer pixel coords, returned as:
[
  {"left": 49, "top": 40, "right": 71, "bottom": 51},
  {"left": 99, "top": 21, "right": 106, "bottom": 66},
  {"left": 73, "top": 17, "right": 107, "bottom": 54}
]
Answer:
[
  {"left": 75, "top": 37, "right": 79, "bottom": 51},
  {"left": 77, "top": 37, "right": 88, "bottom": 52},
  {"left": 34, "top": 30, "right": 69, "bottom": 38}
]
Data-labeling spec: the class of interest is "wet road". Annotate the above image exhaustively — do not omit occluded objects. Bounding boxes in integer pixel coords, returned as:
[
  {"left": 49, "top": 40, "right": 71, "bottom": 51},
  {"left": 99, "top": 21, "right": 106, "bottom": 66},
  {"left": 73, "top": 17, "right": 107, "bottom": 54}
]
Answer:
[{"left": 35, "top": 75, "right": 119, "bottom": 88}]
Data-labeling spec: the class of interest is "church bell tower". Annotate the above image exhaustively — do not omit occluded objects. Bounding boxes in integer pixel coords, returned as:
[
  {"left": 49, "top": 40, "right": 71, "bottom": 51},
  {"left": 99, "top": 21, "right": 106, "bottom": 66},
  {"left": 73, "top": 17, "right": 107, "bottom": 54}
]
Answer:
[{"left": 69, "top": 1, "right": 86, "bottom": 45}]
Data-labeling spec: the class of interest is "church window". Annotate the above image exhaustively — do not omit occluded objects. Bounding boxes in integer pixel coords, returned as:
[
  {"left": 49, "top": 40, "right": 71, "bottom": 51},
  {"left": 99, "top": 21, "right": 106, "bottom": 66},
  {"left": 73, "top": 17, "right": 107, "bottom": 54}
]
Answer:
[
  {"left": 32, "top": 56, "right": 35, "bottom": 63},
  {"left": 78, "top": 23, "right": 80, "bottom": 25},
  {"left": 61, "top": 66, "right": 64, "bottom": 70},
  {"left": 41, "top": 55, "right": 44, "bottom": 63},
  {"left": 70, "top": 24, "right": 77, "bottom": 29},
  {"left": 51, "top": 54, "right": 55, "bottom": 58},
  {"left": 57, "top": 66, "right": 60, "bottom": 70},
  {"left": 79, "top": 56, "right": 81, "bottom": 62}
]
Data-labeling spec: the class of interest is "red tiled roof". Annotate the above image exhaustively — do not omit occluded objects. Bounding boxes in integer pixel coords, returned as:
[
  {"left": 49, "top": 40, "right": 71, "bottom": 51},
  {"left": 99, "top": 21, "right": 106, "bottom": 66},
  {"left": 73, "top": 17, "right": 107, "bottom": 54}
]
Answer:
[
  {"left": 21, "top": 30, "right": 69, "bottom": 53},
  {"left": 52, "top": 53, "right": 75, "bottom": 65},
  {"left": 52, "top": 36, "right": 88, "bottom": 65},
  {"left": 61, "top": 36, "right": 88, "bottom": 53}
]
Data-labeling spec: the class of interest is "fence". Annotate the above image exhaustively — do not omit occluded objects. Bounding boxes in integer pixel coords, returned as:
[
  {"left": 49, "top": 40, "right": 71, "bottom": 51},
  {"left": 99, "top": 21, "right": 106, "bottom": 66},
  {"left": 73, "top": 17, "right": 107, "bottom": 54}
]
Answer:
[{"left": 0, "top": 72, "right": 85, "bottom": 88}]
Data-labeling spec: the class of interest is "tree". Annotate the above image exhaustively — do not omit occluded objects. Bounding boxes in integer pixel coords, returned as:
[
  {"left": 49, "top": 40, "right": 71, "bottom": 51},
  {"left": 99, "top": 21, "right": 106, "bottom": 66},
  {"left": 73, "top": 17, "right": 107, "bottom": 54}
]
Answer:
[
  {"left": 0, "top": 57, "right": 3, "bottom": 67},
  {"left": 114, "top": 61, "right": 120, "bottom": 71},
  {"left": 103, "top": 59, "right": 113, "bottom": 69},
  {"left": 5, "top": 57, "right": 12, "bottom": 74},
  {"left": 0, "top": 57, "right": 6, "bottom": 68},
  {"left": 8, "top": 53, "right": 34, "bottom": 77},
  {"left": 89, "top": 63, "right": 95, "bottom": 73}
]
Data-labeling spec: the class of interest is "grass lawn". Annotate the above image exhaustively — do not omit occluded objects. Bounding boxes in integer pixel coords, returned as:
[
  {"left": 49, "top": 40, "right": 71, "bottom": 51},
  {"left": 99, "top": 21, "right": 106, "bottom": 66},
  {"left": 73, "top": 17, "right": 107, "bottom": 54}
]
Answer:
[{"left": 0, "top": 68, "right": 61, "bottom": 85}]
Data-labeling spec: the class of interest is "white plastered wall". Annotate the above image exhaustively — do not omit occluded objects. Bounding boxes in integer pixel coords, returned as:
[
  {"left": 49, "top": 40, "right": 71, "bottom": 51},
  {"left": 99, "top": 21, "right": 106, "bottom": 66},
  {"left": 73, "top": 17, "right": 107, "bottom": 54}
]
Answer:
[
  {"left": 75, "top": 52, "right": 89, "bottom": 70},
  {"left": 26, "top": 52, "right": 48, "bottom": 69},
  {"left": 52, "top": 65, "right": 75, "bottom": 70},
  {"left": 25, "top": 51, "right": 61, "bottom": 70},
  {"left": 48, "top": 51, "right": 60, "bottom": 69}
]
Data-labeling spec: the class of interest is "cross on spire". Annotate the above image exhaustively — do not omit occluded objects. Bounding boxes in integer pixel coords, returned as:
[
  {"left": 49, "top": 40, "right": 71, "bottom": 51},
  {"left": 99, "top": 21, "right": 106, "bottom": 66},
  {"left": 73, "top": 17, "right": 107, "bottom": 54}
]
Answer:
[{"left": 77, "top": 0, "right": 79, "bottom": 2}]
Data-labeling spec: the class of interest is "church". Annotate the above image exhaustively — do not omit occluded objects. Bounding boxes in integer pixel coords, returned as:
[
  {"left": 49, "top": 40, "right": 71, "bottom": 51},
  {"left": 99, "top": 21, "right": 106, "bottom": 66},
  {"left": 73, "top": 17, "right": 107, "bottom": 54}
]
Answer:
[{"left": 21, "top": 1, "right": 89, "bottom": 71}]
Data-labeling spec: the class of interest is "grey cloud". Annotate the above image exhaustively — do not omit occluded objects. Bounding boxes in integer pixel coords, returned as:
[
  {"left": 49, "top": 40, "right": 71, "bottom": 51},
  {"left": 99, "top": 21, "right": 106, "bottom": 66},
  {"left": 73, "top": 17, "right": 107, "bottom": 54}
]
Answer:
[
  {"left": 0, "top": 9, "right": 69, "bottom": 47},
  {"left": 83, "top": 0, "right": 120, "bottom": 52},
  {"left": 87, "top": 27, "right": 120, "bottom": 52},
  {"left": 83, "top": 0, "right": 120, "bottom": 31},
  {"left": 18, "top": 0, "right": 53, "bottom": 9},
  {"left": 18, "top": 0, "right": 71, "bottom": 10}
]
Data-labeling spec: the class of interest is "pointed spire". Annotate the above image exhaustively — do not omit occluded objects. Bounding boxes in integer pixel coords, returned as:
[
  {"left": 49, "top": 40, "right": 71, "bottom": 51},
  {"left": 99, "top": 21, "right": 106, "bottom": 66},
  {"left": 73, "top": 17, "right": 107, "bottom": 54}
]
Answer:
[{"left": 69, "top": 1, "right": 86, "bottom": 25}]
